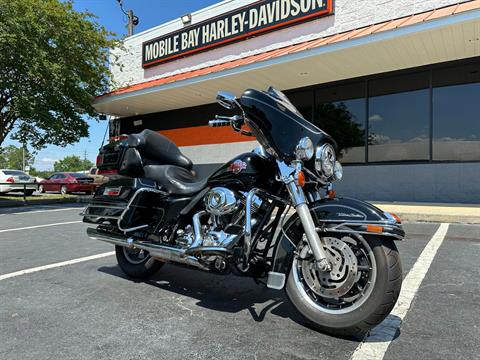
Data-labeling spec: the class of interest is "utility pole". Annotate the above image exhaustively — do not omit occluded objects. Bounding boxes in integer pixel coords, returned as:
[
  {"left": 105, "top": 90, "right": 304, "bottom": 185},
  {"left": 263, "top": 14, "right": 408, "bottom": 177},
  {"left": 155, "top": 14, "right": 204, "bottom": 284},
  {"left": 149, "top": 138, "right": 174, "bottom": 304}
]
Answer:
[{"left": 117, "top": 1, "right": 139, "bottom": 36}]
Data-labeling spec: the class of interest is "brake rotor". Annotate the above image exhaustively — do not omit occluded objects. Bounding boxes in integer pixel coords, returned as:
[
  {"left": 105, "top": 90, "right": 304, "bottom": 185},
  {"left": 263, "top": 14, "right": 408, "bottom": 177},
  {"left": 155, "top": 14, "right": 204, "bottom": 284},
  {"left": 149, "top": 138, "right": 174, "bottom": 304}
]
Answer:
[{"left": 299, "top": 237, "right": 358, "bottom": 299}]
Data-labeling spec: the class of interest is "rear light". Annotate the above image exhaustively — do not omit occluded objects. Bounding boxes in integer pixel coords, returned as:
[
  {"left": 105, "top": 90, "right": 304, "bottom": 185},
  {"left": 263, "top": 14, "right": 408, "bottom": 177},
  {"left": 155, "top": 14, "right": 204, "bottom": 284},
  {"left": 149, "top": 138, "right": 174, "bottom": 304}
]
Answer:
[
  {"left": 98, "top": 169, "right": 118, "bottom": 175},
  {"left": 96, "top": 154, "right": 104, "bottom": 167},
  {"left": 103, "top": 187, "right": 121, "bottom": 196},
  {"left": 6, "top": 177, "right": 14, "bottom": 183}
]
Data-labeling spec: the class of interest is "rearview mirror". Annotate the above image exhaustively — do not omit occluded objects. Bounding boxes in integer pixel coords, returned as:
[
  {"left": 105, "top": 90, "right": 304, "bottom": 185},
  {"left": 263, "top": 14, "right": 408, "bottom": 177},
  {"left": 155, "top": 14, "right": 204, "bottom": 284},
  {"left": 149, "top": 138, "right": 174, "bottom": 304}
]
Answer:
[{"left": 216, "top": 91, "right": 237, "bottom": 110}]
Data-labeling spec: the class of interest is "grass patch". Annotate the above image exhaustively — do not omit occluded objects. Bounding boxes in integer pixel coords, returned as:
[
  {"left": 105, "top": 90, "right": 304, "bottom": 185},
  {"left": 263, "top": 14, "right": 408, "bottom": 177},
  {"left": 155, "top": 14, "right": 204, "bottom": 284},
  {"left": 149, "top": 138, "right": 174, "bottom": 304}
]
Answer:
[{"left": 0, "top": 194, "right": 76, "bottom": 202}]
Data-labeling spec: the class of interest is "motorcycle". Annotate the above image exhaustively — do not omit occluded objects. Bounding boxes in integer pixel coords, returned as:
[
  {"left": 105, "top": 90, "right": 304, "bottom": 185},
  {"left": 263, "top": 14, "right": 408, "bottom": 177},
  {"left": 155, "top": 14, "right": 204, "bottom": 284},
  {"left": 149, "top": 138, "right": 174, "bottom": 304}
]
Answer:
[{"left": 83, "top": 87, "right": 404, "bottom": 337}]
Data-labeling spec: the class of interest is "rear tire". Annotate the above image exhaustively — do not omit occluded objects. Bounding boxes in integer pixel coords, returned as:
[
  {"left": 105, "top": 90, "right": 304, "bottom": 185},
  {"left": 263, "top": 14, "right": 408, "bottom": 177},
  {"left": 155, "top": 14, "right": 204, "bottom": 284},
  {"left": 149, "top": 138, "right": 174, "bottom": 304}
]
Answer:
[
  {"left": 115, "top": 245, "right": 164, "bottom": 279},
  {"left": 286, "top": 236, "right": 402, "bottom": 338}
]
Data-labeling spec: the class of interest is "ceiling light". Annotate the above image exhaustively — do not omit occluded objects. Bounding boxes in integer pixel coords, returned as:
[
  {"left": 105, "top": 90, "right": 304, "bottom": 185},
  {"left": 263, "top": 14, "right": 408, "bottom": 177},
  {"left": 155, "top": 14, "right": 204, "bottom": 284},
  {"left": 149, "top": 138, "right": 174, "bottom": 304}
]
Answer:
[{"left": 181, "top": 14, "right": 192, "bottom": 25}]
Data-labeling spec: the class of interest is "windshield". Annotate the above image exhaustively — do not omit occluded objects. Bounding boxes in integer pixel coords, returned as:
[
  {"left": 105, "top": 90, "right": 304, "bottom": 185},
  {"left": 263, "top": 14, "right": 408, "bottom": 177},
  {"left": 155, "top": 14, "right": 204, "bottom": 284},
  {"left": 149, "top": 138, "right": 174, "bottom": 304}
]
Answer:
[{"left": 266, "top": 87, "right": 304, "bottom": 118}]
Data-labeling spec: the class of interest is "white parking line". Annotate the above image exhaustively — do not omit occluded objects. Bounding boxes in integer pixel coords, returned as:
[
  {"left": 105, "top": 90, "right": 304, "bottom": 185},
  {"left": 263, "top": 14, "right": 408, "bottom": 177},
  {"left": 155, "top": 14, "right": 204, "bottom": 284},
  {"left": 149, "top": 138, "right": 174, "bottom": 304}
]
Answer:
[
  {"left": 350, "top": 223, "right": 450, "bottom": 360},
  {"left": 0, "top": 252, "right": 115, "bottom": 281},
  {"left": 0, "top": 221, "right": 82, "bottom": 233},
  {"left": 0, "top": 207, "right": 82, "bottom": 216}
]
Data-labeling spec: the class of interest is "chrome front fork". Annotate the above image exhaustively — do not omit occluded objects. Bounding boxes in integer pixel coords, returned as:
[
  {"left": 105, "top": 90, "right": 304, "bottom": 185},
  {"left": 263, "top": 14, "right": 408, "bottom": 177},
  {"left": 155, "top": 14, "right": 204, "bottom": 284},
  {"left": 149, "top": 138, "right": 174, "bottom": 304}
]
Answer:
[{"left": 278, "top": 161, "right": 331, "bottom": 272}]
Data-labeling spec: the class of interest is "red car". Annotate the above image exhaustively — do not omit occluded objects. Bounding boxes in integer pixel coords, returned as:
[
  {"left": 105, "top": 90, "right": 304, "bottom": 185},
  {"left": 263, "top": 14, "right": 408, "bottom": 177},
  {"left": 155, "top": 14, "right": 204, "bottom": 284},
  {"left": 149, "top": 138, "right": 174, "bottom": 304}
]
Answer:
[{"left": 38, "top": 172, "right": 96, "bottom": 195}]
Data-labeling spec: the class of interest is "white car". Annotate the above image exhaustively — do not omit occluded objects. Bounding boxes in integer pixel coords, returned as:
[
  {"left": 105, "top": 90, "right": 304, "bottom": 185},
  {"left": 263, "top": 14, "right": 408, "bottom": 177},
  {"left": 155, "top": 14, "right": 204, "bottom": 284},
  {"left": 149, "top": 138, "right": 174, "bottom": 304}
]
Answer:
[{"left": 0, "top": 169, "right": 38, "bottom": 195}]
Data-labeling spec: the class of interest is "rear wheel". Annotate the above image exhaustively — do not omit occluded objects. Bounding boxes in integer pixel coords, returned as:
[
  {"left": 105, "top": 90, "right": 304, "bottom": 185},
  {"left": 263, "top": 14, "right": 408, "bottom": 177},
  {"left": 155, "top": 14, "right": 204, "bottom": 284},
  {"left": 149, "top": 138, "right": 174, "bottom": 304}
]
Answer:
[
  {"left": 286, "top": 234, "right": 402, "bottom": 338},
  {"left": 115, "top": 245, "right": 164, "bottom": 279},
  {"left": 38, "top": 185, "right": 45, "bottom": 193}
]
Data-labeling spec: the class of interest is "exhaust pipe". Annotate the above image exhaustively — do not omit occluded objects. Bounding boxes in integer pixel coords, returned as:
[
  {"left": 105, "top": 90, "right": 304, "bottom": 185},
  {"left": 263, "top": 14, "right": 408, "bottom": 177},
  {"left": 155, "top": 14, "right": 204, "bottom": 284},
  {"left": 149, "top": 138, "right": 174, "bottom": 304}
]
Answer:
[{"left": 86, "top": 227, "right": 209, "bottom": 271}]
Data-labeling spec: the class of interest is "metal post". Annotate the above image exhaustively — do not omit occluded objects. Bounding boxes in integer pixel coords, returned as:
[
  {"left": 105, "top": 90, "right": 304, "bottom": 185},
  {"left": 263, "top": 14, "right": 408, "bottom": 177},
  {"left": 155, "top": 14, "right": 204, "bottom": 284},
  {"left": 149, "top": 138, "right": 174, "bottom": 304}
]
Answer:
[{"left": 127, "top": 10, "right": 134, "bottom": 36}]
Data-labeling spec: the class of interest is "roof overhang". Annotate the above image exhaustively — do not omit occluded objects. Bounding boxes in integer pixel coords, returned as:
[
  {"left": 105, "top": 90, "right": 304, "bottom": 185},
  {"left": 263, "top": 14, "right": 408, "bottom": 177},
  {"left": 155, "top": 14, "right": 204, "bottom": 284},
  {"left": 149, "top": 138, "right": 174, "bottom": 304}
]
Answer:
[{"left": 94, "top": 7, "right": 480, "bottom": 117}]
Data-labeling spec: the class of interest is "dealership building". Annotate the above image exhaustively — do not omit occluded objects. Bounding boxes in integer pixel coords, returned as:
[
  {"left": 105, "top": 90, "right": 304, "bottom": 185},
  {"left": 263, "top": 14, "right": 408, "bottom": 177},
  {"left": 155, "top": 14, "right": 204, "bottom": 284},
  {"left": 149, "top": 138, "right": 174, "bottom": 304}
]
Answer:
[{"left": 94, "top": 0, "right": 480, "bottom": 203}]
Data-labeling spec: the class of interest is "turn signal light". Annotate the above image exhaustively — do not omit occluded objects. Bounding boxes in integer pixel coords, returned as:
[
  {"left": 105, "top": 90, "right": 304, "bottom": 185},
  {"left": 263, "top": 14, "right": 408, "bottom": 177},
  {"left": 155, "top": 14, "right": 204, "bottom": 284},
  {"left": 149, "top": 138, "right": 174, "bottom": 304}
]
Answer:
[
  {"left": 327, "top": 189, "right": 336, "bottom": 199},
  {"left": 390, "top": 212, "right": 402, "bottom": 223},
  {"left": 366, "top": 225, "right": 384, "bottom": 233},
  {"left": 297, "top": 171, "right": 305, "bottom": 187}
]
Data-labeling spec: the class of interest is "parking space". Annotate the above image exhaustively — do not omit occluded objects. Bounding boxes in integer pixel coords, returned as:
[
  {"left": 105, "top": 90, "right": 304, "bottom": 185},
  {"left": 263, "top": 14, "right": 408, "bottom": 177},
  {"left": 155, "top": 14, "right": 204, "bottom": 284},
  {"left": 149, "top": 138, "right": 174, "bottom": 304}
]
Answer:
[{"left": 0, "top": 205, "right": 479, "bottom": 360}]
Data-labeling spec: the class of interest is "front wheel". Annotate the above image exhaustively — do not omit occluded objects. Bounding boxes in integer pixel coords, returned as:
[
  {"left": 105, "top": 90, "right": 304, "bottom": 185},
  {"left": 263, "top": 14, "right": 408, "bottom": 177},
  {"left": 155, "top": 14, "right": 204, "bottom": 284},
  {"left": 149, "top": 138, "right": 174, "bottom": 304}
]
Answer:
[
  {"left": 286, "top": 234, "right": 402, "bottom": 338},
  {"left": 115, "top": 245, "right": 164, "bottom": 279}
]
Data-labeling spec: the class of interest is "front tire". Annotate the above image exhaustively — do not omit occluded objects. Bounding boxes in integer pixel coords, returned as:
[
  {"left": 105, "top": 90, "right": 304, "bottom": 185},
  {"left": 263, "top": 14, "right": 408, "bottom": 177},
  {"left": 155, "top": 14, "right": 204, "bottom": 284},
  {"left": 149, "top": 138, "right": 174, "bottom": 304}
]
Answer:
[
  {"left": 115, "top": 245, "right": 164, "bottom": 279},
  {"left": 286, "top": 235, "right": 402, "bottom": 338},
  {"left": 60, "top": 185, "right": 68, "bottom": 195}
]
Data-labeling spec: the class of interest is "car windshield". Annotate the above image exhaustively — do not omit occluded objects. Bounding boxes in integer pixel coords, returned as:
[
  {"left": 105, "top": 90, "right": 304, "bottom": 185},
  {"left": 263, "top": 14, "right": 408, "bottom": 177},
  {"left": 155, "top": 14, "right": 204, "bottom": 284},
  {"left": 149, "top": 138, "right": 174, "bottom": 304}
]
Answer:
[
  {"left": 266, "top": 86, "right": 304, "bottom": 119},
  {"left": 69, "top": 173, "right": 87, "bottom": 178},
  {"left": 3, "top": 170, "right": 28, "bottom": 176}
]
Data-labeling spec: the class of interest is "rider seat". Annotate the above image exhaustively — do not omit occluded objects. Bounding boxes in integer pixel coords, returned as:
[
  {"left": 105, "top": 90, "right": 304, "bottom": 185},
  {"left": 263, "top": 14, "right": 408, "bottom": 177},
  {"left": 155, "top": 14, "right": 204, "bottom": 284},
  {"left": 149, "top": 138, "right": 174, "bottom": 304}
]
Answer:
[{"left": 143, "top": 165, "right": 207, "bottom": 196}]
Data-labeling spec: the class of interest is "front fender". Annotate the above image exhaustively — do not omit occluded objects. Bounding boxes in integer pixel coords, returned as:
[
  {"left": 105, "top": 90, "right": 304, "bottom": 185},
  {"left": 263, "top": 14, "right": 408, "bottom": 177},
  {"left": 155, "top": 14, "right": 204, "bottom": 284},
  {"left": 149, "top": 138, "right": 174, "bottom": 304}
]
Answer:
[{"left": 271, "top": 197, "right": 405, "bottom": 279}]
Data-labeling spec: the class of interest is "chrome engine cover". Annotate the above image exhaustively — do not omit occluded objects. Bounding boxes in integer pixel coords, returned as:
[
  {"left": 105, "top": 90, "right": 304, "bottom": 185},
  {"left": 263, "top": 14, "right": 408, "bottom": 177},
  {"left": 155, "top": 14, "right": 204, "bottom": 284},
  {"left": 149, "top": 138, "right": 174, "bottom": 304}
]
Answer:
[{"left": 204, "top": 187, "right": 238, "bottom": 216}]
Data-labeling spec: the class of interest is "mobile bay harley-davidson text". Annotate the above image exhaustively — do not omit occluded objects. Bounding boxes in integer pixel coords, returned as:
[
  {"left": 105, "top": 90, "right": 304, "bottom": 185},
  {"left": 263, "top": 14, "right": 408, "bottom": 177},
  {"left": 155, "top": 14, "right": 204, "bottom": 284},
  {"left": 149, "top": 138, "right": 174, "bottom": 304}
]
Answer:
[{"left": 83, "top": 87, "right": 404, "bottom": 336}]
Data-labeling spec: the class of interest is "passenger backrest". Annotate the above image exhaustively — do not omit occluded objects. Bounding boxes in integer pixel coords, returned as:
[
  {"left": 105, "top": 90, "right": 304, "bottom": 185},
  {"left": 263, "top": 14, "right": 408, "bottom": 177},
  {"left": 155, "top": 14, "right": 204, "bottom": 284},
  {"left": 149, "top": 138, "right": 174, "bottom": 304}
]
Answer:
[{"left": 127, "top": 129, "right": 193, "bottom": 170}]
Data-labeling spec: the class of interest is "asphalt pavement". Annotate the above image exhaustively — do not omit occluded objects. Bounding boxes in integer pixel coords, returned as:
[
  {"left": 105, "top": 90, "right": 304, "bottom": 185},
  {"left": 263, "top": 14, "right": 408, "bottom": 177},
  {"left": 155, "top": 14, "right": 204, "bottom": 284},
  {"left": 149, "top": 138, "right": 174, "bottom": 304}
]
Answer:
[{"left": 0, "top": 204, "right": 479, "bottom": 360}]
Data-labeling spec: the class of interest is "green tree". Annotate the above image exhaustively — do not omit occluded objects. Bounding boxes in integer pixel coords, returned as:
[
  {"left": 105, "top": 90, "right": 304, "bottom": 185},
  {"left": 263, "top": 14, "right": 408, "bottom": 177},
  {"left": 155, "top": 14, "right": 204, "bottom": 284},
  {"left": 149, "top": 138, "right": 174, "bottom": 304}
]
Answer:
[
  {"left": 0, "top": 0, "right": 119, "bottom": 149},
  {"left": 53, "top": 155, "right": 93, "bottom": 172},
  {"left": 0, "top": 145, "right": 35, "bottom": 170}
]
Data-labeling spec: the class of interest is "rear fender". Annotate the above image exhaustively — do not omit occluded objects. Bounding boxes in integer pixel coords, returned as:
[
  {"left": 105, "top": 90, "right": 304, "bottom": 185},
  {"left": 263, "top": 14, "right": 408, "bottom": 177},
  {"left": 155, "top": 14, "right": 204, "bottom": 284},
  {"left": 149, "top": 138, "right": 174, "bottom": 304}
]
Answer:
[{"left": 270, "top": 197, "right": 405, "bottom": 284}]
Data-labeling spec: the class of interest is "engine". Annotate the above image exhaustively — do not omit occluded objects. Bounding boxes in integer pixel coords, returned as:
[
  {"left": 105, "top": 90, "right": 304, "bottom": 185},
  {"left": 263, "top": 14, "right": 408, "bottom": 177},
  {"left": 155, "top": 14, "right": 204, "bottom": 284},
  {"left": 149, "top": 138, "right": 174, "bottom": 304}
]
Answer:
[{"left": 174, "top": 187, "right": 264, "bottom": 259}]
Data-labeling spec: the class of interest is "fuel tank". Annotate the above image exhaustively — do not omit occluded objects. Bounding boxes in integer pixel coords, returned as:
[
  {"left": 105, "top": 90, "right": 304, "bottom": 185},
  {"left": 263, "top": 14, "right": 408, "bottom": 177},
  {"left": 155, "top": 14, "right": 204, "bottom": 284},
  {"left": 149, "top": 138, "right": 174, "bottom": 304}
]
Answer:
[{"left": 208, "top": 152, "right": 276, "bottom": 191}]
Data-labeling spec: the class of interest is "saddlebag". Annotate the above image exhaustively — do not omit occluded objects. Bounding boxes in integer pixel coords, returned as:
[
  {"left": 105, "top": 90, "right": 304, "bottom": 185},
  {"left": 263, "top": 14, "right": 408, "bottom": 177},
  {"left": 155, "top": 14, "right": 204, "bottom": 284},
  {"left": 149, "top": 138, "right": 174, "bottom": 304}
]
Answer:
[{"left": 82, "top": 177, "right": 167, "bottom": 232}]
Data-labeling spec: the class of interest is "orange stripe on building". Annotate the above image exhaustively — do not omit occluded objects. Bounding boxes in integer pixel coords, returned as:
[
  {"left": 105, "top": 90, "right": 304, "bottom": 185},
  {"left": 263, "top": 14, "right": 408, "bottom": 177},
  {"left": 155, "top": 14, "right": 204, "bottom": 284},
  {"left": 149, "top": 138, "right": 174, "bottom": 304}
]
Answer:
[{"left": 159, "top": 125, "right": 255, "bottom": 147}]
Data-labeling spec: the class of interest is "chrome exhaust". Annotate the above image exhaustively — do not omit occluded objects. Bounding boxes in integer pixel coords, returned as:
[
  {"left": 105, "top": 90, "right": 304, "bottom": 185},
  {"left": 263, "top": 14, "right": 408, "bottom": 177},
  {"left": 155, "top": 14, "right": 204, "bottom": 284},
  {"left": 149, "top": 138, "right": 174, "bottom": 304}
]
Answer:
[{"left": 86, "top": 227, "right": 209, "bottom": 271}]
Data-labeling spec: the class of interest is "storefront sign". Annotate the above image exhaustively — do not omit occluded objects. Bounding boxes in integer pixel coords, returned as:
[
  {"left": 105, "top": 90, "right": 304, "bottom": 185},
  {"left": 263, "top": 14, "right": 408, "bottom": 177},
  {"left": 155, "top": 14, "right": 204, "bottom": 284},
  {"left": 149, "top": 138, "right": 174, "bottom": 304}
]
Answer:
[{"left": 142, "top": 0, "right": 334, "bottom": 68}]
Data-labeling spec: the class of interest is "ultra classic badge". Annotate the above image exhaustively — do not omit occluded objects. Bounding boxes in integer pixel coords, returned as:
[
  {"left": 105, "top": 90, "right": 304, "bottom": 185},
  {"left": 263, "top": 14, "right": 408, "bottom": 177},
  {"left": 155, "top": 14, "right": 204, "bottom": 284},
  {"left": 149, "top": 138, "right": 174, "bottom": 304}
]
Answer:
[{"left": 227, "top": 160, "right": 247, "bottom": 174}]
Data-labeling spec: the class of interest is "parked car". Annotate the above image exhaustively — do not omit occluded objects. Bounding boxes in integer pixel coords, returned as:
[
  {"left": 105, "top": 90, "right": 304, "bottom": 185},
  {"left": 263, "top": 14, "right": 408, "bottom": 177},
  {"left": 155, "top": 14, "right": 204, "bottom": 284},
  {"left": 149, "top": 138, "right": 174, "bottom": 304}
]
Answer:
[
  {"left": 0, "top": 169, "right": 37, "bottom": 195},
  {"left": 39, "top": 172, "right": 96, "bottom": 195},
  {"left": 87, "top": 167, "right": 109, "bottom": 186}
]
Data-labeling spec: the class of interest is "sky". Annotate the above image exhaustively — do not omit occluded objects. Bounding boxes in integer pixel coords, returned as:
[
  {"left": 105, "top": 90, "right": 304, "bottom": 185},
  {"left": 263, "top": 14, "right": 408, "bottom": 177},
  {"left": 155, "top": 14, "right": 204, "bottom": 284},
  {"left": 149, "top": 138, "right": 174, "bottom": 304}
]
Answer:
[{"left": 5, "top": 0, "right": 221, "bottom": 170}]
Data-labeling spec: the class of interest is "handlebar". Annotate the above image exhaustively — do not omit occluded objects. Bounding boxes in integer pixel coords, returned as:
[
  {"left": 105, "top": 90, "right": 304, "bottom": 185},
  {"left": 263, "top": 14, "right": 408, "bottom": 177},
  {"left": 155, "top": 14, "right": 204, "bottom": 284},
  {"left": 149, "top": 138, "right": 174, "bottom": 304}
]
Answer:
[{"left": 208, "top": 115, "right": 243, "bottom": 127}]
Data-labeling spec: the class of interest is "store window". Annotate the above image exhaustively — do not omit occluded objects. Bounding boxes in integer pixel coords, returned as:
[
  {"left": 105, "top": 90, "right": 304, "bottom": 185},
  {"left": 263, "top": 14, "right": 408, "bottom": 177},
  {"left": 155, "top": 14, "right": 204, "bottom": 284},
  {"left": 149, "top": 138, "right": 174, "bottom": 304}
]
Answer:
[
  {"left": 368, "top": 72, "right": 430, "bottom": 162},
  {"left": 432, "top": 63, "right": 480, "bottom": 161},
  {"left": 286, "top": 90, "right": 314, "bottom": 121},
  {"left": 314, "top": 82, "right": 366, "bottom": 163}
]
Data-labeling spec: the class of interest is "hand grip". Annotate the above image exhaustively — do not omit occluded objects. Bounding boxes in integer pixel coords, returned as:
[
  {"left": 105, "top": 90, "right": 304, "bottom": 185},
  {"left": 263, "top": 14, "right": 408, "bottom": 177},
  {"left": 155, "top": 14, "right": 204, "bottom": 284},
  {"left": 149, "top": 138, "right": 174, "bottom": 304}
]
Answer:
[{"left": 208, "top": 119, "right": 231, "bottom": 127}]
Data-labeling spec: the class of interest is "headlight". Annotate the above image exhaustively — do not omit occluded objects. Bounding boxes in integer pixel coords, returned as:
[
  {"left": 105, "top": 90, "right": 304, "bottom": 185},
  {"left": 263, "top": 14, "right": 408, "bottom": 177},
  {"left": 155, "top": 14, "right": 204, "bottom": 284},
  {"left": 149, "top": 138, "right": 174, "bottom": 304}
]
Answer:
[
  {"left": 295, "top": 137, "right": 314, "bottom": 161},
  {"left": 333, "top": 161, "right": 343, "bottom": 181},
  {"left": 315, "top": 143, "right": 336, "bottom": 179}
]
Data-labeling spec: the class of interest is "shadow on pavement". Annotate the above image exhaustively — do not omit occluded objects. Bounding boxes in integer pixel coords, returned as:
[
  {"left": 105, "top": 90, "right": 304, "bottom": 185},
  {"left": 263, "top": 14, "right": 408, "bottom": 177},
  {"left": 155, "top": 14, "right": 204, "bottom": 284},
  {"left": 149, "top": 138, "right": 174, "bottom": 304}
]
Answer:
[
  {"left": 98, "top": 263, "right": 391, "bottom": 342},
  {"left": 99, "top": 263, "right": 307, "bottom": 327}
]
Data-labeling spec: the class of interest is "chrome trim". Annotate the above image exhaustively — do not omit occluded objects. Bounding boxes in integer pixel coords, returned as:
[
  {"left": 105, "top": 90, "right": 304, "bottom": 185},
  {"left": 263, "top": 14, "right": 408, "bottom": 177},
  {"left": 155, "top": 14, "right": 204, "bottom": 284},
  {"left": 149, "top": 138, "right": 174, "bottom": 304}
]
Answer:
[
  {"left": 86, "top": 228, "right": 209, "bottom": 271},
  {"left": 277, "top": 160, "right": 330, "bottom": 270},
  {"left": 316, "top": 223, "right": 404, "bottom": 240},
  {"left": 190, "top": 211, "right": 208, "bottom": 248},
  {"left": 117, "top": 187, "right": 166, "bottom": 233}
]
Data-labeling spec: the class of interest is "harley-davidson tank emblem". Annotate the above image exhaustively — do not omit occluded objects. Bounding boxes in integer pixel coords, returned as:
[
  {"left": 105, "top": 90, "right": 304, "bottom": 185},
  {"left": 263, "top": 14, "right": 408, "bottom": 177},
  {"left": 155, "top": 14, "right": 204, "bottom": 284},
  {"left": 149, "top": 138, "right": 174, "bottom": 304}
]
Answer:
[{"left": 227, "top": 160, "right": 247, "bottom": 174}]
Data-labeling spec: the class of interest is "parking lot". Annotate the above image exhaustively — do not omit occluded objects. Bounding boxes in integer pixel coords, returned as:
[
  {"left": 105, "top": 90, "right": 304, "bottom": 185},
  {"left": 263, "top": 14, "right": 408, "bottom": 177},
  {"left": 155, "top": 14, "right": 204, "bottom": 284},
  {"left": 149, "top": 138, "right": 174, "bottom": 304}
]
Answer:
[{"left": 0, "top": 204, "right": 479, "bottom": 360}]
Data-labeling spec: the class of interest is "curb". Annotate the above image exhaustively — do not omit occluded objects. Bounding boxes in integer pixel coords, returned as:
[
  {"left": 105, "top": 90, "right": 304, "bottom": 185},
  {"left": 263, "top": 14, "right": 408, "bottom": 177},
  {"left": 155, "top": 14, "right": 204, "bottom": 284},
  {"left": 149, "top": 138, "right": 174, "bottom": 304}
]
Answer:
[{"left": 394, "top": 212, "right": 480, "bottom": 225}]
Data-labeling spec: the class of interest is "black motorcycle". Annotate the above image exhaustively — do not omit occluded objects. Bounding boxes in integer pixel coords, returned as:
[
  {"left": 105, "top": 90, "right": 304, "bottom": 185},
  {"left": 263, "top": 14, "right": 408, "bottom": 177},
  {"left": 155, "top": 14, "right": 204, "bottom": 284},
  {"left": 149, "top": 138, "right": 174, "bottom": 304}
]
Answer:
[{"left": 83, "top": 87, "right": 404, "bottom": 337}]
